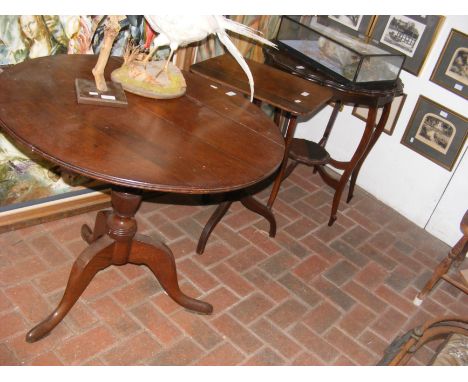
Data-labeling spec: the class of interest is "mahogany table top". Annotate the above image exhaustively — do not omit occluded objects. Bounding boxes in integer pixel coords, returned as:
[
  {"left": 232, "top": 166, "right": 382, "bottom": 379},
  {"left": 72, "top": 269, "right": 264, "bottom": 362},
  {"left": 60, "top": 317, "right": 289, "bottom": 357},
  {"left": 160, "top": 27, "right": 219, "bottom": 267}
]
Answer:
[
  {"left": 0, "top": 54, "right": 284, "bottom": 194},
  {"left": 190, "top": 53, "right": 333, "bottom": 116}
]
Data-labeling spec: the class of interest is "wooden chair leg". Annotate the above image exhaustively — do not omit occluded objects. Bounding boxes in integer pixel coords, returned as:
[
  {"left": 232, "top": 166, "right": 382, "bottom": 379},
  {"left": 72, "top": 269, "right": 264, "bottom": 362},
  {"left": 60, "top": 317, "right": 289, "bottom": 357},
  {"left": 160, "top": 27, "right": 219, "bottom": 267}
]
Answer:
[
  {"left": 377, "top": 316, "right": 468, "bottom": 365},
  {"left": 414, "top": 252, "right": 457, "bottom": 305},
  {"left": 414, "top": 233, "right": 468, "bottom": 305},
  {"left": 414, "top": 211, "right": 468, "bottom": 305}
]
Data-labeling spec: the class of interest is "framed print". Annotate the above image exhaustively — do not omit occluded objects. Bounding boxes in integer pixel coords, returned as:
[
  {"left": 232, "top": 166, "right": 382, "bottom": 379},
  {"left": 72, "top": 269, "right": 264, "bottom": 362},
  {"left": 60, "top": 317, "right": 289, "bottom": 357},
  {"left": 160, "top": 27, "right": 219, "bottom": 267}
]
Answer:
[
  {"left": 401, "top": 95, "right": 467, "bottom": 171},
  {"left": 352, "top": 94, "right": 407, "bottom": 136},
  {"left": 311, "top": 15, "right": 376, "bottom": 37},
  {"left": 430, "top": 29, "right": 468, "bottom": 100},
  {"left": 370, "top": 16, "right": 444, "bottom": 76}
]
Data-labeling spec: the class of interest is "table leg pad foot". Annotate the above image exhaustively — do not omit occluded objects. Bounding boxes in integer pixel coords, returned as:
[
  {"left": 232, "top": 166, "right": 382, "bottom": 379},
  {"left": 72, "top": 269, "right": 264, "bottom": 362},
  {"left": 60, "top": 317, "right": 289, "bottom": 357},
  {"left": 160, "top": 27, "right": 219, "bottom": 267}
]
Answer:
[
  {"left": 25, "top": 238, "right": 114, "bottom": 342},
  {"left": 26, "top": 326, "right": 51, "bottom": 343}
]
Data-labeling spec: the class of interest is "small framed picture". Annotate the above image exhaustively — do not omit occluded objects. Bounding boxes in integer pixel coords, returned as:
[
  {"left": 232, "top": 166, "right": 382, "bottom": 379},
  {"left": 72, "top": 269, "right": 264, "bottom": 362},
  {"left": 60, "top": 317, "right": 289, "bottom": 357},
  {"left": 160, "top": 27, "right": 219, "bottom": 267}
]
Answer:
[
  {"left": 430, "top": 29, "right": 468, "bottom": 100},
  {"left": 352, "top": 94, "right": 407, "bottom": 136},
  {"left": 370, "top": 16, "right": 444, "bottom": 76},
  {"left": 401, "top": 95, "right": 467, "bottom": 171},
  {"left": 312, "top": 15, "right": 376, "bottom": 37}
]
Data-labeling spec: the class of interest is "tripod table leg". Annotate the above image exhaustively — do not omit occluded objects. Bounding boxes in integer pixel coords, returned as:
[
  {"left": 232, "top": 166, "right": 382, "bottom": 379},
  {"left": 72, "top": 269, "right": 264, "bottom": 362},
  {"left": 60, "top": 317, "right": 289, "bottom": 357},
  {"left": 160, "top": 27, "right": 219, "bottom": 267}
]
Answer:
[
  {"left": 26, "top": 237, "right": 114, "bottom": 343},
  {"left": 131, "top": 234, "right": 213, "bottom": 314}
]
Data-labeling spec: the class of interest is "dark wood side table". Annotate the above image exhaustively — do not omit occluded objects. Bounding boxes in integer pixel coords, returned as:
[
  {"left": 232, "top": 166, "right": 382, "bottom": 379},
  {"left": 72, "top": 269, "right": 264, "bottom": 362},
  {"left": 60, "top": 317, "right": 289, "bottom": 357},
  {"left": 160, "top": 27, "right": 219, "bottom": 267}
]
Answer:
[
  {"left": 0, "top": 54, "right": 284, "bottom": 342},
  {"left": 190, "top": 54, "right": 333, "bottom": 251},
  {"left": 263, "top": 47, "right": 404, "bottom": 225}
]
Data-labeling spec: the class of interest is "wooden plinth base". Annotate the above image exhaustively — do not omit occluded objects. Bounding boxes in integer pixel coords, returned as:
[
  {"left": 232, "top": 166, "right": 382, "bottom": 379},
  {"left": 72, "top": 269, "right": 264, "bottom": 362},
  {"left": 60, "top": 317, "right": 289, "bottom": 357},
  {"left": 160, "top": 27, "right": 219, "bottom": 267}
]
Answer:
[{"left": 75, "top": 78, "right": 128, "bottom": 108}]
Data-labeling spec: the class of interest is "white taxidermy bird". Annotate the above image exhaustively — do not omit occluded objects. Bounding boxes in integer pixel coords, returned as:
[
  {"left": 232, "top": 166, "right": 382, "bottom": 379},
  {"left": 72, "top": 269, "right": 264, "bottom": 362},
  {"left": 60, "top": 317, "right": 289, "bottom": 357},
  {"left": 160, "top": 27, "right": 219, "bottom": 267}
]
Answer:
[{"left": 143, "top": 15, "right": 277, "bottom": 101}]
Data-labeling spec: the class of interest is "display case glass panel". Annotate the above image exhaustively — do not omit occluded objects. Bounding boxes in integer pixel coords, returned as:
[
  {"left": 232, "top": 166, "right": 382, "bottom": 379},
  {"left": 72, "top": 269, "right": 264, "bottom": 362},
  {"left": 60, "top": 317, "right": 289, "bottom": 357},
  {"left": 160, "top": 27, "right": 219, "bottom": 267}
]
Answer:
[{"left": 276, "top": 16, "right": 405, "bottom": 86}]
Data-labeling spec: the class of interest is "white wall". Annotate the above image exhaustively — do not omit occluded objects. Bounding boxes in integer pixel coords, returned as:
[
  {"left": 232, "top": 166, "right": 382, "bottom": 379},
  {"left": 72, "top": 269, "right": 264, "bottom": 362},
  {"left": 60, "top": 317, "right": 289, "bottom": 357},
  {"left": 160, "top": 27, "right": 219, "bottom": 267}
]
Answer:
[{"left": 295, "top": 15, "right": 468, "bottom": 246}]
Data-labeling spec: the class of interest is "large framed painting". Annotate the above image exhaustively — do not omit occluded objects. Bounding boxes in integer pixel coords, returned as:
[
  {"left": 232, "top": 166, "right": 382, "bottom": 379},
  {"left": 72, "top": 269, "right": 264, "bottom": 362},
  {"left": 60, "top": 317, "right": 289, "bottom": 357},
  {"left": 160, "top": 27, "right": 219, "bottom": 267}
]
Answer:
[
  {"left": 430, "top": 29, "right": 468, "bottom": 100},
  {"left": 352, "top": 94, "right": 407, "bottom": 136},
  {"left": 0, "top": 15, "right": 117, "bottom": 232},
  {"left": 369, "top": 15, "right": 445, "bottom": 76},
  {"left": 400, "top": 95, "right": 467, "bottom": 171},
  {"left": 0, "top": 131, "right": 110, "bottom": 233},
  {"left": 0, "top": 15, "right": 154, "bottom": 232}
]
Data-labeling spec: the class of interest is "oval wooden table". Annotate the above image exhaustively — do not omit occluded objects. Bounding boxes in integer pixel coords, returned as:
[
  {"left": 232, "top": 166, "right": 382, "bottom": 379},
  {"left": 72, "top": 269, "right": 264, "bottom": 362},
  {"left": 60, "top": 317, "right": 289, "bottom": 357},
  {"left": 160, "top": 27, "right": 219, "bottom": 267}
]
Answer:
[{"left": 0, "top": 54, "right": 284, "bottom": 342}]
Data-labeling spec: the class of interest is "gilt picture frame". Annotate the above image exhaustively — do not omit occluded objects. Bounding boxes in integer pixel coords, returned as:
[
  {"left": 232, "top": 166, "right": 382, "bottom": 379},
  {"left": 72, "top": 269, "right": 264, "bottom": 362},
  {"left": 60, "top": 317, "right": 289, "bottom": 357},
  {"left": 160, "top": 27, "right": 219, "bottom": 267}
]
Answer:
[
  {"left": 430, "top": 29, "right": 468, "bottom": 100},
  {"left": 369, "top": 15, "right": 444, "bottom": 76},
  {"left": 400, "top": 95, "right": 467, "bottom": 171},
  {"left": 352, "top": 93, "right": 407, "bottom": 136}
]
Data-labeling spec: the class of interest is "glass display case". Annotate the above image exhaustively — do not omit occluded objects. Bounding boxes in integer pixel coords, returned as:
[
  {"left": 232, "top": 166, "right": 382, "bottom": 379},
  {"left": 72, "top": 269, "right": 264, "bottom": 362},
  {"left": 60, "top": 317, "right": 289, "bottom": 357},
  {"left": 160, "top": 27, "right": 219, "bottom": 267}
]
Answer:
[{"left": 275, "top": 16, "right": 405, "bottom": 87}]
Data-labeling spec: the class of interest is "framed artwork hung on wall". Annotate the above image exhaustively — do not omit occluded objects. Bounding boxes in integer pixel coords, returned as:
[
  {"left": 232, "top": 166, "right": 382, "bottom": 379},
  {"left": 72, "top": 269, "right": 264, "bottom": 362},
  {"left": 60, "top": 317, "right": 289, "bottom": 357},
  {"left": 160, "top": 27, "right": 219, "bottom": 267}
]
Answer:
[
  {"left": 369, "top": 15, "right": 445, "bottom": 76},
  {"left": 430, "top": 29, "right": 468, "bottom": 100},
  {"left": 400, "top": 95, "right": 467, "bottom": 171},
  {"left": 352, "top": 93, "right": 407, "bottom": 136},
  {"left": 311, "top": 15, "right": 376, "bottom": 37}
]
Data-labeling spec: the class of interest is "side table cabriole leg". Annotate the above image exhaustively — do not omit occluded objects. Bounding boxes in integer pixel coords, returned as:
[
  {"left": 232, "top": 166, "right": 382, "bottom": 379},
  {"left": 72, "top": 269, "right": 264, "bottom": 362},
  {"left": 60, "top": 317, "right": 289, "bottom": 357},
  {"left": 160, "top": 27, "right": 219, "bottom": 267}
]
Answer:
[
  {"left": 267, "top": 113, "right": 298, "bottom": 209},
  {"left": 240, "top": 195, "right": 276, "bottom": 237},
  {"left": 26, "top": 187, "right": 212, "bottom": 343},
  {"left": 318, "top": 101, "right": 341, "bottom": 147},
  {"left": 325, "top": 106, "right": 378, "bottom": 226},
  {"left": 346, "top": 102, "right": 390, "bottom": 204}
]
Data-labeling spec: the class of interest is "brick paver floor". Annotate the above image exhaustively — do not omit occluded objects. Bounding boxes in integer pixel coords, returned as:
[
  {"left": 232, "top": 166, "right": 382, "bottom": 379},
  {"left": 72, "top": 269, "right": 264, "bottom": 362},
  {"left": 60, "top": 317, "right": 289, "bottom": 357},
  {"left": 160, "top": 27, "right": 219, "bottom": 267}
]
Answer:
[{"left": 1, "top": 164, "right": 466, "bottom": 365}]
